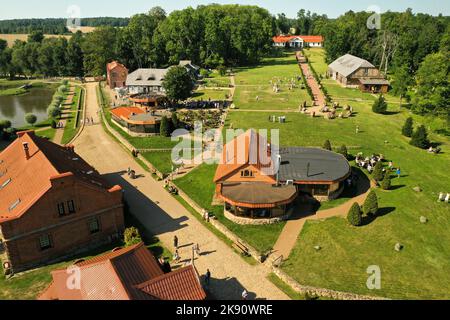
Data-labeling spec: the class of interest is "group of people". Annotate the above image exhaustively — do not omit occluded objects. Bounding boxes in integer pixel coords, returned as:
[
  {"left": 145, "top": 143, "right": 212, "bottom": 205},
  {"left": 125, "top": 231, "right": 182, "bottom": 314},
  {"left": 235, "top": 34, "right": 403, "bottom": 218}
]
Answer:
[
  {"left": 55, "top": 121, "right": 64, "bottom": 129},
  {"left": 356, "top": 153, "right": 385, "bottom": 173},
  {"left": 81, "top": 116, "right": 95, "bottom": 126}
]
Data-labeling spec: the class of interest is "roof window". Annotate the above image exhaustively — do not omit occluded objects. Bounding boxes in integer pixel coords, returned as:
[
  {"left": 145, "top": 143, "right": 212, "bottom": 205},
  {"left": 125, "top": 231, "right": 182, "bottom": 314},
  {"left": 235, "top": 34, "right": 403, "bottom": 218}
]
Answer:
[
  {"left": 0, "top": 178, "right": 11, "bottom": 190},
  {"left": 9, "top": 199, "right": 21, "bottom": 212}
]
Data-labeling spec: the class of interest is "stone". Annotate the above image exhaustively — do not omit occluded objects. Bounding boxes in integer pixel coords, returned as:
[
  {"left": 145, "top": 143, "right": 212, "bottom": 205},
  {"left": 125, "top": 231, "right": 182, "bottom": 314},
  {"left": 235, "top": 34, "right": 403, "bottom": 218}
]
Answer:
[
  {"left": 314, "top": 245, "right": 321, "bottom": 251},
  {"left": 413, "top": 186, "right": 422, "bottom": 192},
  {"left": 394, "top": 243, "right": 403, "bottom": 252},
  {"left": 420, "top": 216, "right": 428, "bottom": 224}
]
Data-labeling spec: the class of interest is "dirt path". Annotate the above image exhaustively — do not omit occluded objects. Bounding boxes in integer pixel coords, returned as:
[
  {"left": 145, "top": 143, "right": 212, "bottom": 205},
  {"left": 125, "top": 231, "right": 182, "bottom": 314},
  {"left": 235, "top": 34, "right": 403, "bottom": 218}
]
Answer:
[{"left": 72, "top": 82, "right": 288, "bottom": 300}]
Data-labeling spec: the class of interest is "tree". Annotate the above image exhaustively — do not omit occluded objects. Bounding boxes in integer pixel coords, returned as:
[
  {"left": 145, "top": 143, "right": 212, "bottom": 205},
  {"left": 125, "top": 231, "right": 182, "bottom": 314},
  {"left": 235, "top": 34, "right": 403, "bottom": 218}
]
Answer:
[
  {"left": 372, "top": 95, "right": 388, "bottom": 114},
  {"left": 171, "top": 112, "right": 179, "bottom": 129},
  {"left": 381, "top": 174, "right": 391, "bottom": 190},
  {"left": 160, "top": 116, "right": 171, "bottom": 137},
  {"left": 82, "top": 26, "right": 117, "bottom": 76},
  {"left": 402, "top": 117, "right": 414, "bottom": 137},
  {"left": 322, "top": 140, "right": 332, "bottom": 151},
  {"left": 363, "top": 190, "right": 378, "bottom": 216},
  {"left": 410, "top": 125, "right": 430, "bottom": 149},
  {"left": 0, "top": 120, "right": 12, "bottom": 140},
  {"left": 66, "top": 31, "right": 84, "bottom": 77},
  {"left": 123, "top": 227, "right": 143, "bottom": 247},
  {"left": 24, "top": 113, "right": 37, "bottom": 126},
  {"left": 338, "top": 145, "right": 348, "bottom": 159},
  {"left": 391, "top": 64, "right": 412, "bottom": 108},
  {"left": 162, "top": 66, "right": 194, "bottom": 103},
  {"left": 347, "top": 203, "right": 362, "bottom": 226},
  {"left": 372, "top": 162, "right": 385, "bottom": 182},
  {"left": 47, "top": 105, "right": 61, "bottom": 118},
  {"left": 28, "top": 30, "right": 44, "bottom": 43}
]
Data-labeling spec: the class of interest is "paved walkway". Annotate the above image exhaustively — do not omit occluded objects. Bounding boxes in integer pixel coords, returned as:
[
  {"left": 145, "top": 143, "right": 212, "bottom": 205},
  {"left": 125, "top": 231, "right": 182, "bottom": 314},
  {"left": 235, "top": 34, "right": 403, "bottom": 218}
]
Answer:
[
  {"left": 272, "top": 180, "right": 375, "bottom": 260},
  {"left": 72, "top": 82, "right": 288, "bottom": 300}
]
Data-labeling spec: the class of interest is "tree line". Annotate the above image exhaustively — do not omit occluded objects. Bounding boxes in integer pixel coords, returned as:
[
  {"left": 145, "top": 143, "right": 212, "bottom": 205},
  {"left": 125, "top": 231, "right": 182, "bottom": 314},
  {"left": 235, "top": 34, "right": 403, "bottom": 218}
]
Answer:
[{"left": 0, "top": 17, "right": 130, "bottom": 34}]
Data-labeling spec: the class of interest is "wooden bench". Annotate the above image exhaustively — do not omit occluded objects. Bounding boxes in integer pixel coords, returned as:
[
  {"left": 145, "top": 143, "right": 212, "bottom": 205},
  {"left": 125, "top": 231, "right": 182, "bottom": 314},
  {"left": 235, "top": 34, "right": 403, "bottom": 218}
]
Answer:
[{"left": 233, "top": 240, "right": 250, "bottom": 257}]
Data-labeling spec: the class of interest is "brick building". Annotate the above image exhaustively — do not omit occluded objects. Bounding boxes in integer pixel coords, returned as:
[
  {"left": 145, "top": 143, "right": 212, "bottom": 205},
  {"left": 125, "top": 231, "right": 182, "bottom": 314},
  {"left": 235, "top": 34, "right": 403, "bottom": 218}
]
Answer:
[
  {"left": 106, "top": 61, "right": 128, "bottom": 89},
  {"left": 39, "top": 242, "right": 206, "bottom": 300},
  {"left": 0, "top": 131, "right": 124, "bottom": 273}
]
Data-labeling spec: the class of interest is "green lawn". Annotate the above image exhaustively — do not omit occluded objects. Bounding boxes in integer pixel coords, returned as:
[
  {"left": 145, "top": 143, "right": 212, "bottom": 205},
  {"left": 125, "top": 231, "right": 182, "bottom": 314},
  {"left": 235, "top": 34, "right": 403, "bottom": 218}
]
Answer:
[
  {"left": 203, "top": 71, "right": 231, "bottom": 88},
  {"left": 35, "top": 128, "right": 56, "bottom": 141},
  {"left": 233, "top": 53, "right": 312, "bottom": 110},
  {"left": 174, "top": 163, "right": 286, "bottom": 254},
  {"left": 192, "top": 88, "right": 231, "bottom": 101},
  {"left": 303, "top": 48, "right": 328, "bottom": 76}
]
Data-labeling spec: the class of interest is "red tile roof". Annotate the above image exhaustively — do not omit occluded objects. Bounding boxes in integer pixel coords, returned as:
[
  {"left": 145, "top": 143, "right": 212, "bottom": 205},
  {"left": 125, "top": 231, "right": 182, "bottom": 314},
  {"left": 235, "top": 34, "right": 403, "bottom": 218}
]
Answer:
[
  {"left": 110, "top": 106, "right": 144, "bottom": 119},
  {"left": 107, "top": 61, "right": 127, "bottom": 72},
  {"left": 273, "top": 35, "right": 324, "bottom": 43},
  {"left": 0, "top": 131, "right": 120, "bottom": 223},
  {"left": 39, "top": 243, "right": 206, "bottom": 300}
]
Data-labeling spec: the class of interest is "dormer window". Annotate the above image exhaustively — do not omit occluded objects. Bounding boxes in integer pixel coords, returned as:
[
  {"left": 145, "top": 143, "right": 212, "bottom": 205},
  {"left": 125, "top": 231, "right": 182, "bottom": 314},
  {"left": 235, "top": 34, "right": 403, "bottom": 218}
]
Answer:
[{"left": 241, "top": 170, "right": 253, "bottom": 178}]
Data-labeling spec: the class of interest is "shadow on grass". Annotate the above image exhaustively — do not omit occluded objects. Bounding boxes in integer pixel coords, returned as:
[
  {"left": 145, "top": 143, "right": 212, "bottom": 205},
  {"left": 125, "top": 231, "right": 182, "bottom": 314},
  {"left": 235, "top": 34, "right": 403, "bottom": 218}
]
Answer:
[{"left": 361, "top": 207, "right": 396, "bottom": 226}]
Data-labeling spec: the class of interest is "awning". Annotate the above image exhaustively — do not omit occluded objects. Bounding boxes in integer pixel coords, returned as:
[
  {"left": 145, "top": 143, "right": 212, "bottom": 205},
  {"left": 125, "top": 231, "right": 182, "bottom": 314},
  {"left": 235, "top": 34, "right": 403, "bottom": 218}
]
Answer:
[{"left": 359, "top": 78, "right": 390, "bottom": 85}]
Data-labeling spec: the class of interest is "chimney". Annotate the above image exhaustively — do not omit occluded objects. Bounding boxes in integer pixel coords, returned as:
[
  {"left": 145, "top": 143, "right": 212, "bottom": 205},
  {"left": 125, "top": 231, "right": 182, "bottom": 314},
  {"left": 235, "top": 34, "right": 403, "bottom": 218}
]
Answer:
[{"left": 23, "top": 142, "right": 30, "bottom": 160}]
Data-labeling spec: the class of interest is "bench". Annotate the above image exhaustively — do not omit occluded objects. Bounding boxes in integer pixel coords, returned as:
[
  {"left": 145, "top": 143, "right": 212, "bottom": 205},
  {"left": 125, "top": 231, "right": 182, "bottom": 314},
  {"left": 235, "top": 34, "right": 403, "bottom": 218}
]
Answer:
[{"left": 233, "top": 240, "right": 250, "bottom": 257}]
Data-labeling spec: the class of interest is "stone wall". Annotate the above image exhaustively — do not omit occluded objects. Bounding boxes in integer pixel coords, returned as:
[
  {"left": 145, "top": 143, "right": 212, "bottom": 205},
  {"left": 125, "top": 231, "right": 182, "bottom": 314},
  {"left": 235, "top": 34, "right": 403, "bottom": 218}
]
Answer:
[{"left": 271, "top": 266, "right": 389, "bottom": 300}]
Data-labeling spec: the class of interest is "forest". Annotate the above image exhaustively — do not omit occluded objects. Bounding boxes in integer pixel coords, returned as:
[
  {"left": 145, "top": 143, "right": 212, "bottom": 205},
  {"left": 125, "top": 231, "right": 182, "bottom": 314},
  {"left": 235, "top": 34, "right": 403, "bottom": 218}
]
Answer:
[{"left": 0, "top": 5, "right": 448, "bottom": 118}]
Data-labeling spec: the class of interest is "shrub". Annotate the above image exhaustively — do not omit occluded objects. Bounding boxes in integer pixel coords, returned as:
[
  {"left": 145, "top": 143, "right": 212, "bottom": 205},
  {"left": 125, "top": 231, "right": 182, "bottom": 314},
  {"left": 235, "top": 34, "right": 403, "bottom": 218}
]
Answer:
[
  {"left": 347, "top": 203, "right": 362, "bottom": 226},
  {"left": 363, "top": 190, "right": 379, "bottom": 216},
  {"left": 323, "top": 140, "right": 332, "bottom": 151},
  {"left": 410, "top": 125, "right": 430, "bottom": 149},
  {"left": 372, "top": 162, "right": 385, "bottom": 182},
  {"left": 24, "top": 113, "right": 37, "bottom": 126},
  {"left": 402, "top": 117, "right": 414, "bottom": 137},
  {"left": 47, "top": 105, "right": 61, "bottom": 118},
  {"left": 51, "top": 119, "right": 57, "bottom": 129},
  {"left": 217, "top": 65, "right": 227, "bottom": 76},
  {"left": 58, "top": 85, "right": 68, "bottom": 94},
  {"left": 372, "top": 95, "right": 387, "bottom": 114},
  {"left": 200, "top": 69, "right": 210, "bottom": 78},
  {"left": 160, "top": 116, "right": 171, "bottom": 137},
  {"left": 123, "top": 227, "right": 142, "bottom": 247},
  {"left": 0, "top": 119, "right": 12, "bottom": 131},
  {"left": 338, "top": 145, "right": 348, "bottom": 159},
  {"left": 381, "top": 174, "right": 392, "bottom": 190}
]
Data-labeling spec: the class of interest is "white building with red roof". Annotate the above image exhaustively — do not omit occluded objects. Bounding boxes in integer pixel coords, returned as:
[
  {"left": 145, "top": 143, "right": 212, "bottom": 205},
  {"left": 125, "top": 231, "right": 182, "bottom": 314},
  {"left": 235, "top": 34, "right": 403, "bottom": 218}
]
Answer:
[{"left": 273, "top": 35, "right": 324, "bottom": 48}]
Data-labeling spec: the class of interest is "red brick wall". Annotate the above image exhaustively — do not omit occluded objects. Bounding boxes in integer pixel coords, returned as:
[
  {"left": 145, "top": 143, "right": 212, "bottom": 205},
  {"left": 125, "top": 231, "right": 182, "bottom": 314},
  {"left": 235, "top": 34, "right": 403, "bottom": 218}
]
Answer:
[
  {"left": 1, "top": 175, "right": 124, "bottom": 271},
  {"left": 107, "top": 65, "right": 128, "bottom": 89}
]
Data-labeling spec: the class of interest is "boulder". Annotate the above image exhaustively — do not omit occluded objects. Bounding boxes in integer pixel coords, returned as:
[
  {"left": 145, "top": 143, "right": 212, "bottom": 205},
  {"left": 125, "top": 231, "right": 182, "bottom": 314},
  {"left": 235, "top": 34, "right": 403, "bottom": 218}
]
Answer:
[
  {"left": 314, "top": 245, "right": 321, "bottom": 251},
  {"left": 413, "top": 186, "right": 422, "bottom": 193},
  {"left": 420, "top": 216, "right": 428, "bottom": 224},
  {"left": 394, "top": 243, "right": 403, "bottom": 252}
]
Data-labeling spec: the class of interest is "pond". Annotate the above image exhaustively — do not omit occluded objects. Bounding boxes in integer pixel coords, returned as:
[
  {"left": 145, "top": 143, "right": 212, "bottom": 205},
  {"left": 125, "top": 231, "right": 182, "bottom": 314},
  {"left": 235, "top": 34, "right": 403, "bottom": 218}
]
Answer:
[{"left": 0, "top": 87, "right": 54, "bottom": 127}]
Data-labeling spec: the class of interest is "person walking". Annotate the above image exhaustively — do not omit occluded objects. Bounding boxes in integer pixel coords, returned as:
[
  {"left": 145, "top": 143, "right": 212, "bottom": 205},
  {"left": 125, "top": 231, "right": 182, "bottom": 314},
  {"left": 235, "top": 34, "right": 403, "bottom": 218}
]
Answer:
[
  {"left": 242, "top": 289, "right": 249, "bottom": 300},
  {"left": 173, "top": 250, "right": 180, "bottom": 262},
  {"left": 356, "top": 125, "right": 360, "bottom": 134},
  {"left": 396, "top": 167, "right": 401, "bottom": 178},
  {"left": 194, "top": 243, "right": 201, "bottom": 257},
  {"left": 205, "top": 269, "right": 211, "bottom": 286},
  {"left": 173, "top": 235, "right": 179, "bottom": 249}
]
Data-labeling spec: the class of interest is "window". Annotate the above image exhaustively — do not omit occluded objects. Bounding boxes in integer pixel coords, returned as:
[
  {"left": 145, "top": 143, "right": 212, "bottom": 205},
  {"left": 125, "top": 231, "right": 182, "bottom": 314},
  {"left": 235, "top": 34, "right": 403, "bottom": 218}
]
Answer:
[
  {"left": 57, "top": 202, "right": 65, "bottom": 216},
  {"left": 240, "top": 170, "right": 254, "bottom": 178},
  {"left": 67, "top": 200, "right": 76, "bottom": 214},
  {"left": 88, "top": 217, "right": 100, "bottom": 234},
  {"left": 363, "top": 68, "right": 369, "bottom": 77},
  {"left": 39, "top": 234, "right": 52, "bottom": 251}
]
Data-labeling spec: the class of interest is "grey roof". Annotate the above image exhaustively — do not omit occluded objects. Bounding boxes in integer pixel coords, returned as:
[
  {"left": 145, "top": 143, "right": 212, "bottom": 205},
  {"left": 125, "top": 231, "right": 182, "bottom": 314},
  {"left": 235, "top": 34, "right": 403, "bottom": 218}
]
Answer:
[
  {"left": 221, "top": 182, "right": 297, "bottom": 205},
  {"left": 328, "top": 54, "right": 375, "bottom": 77},
  {"left": 126, "top": 68, "right": 168, "bottom": 87},
  {"left": 359, "top": 78, "right": 390, "bottom": 85},
  {"left": 278, "top": 147, "right": 351, "bottom": 182},
  {"left": 179, "top": 60, "right": 200, "bottom": 70}
]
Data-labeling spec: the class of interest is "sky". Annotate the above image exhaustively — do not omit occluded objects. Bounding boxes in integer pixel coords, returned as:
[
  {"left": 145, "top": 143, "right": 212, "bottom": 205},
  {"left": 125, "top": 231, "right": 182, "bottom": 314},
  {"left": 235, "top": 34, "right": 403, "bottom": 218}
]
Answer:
[{"left": 0, "top": 0, "right": 448, "bottom": 20}]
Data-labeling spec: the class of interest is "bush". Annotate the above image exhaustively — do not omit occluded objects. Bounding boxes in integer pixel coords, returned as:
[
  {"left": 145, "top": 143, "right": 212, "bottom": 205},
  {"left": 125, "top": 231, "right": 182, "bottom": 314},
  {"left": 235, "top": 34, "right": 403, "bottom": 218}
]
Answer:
[
  {"left": 347, "top": 203, "right": 362, "bottom": 226},
  {"left": 58, "top": 85, "right": 68, "bottom": 94},
  {"left": 323, "top": 140, "right": 332, "bottom": 151},
  {"left": 24, "top": 113, "right": 37, "bottom": 126},
  {"left": 0, "top": 119, "right": 12, "bottom": 131},
  {"left": 217, "top": 65, "right": 227, "bottom": 76},
  {"left": 381, "top": 174, "right": 392, "bottom": 190},
  {"left": 372, "top": 162, "right": 385, "bottom": 182},
  {"left": 123, "top": 227, "right": 143, "bottom": 247},
  {"left": 160, "top": 116, "right": 171, "bottom": 137},
  {"left": 363, "top": 190, "right": 378, "bottom": 216},
  {"left": 410, "top": 125, "right": 430, "bottom": 149},
  {"left": 47, "top": 105, "right": 61, "bottom": 118},
  {"left": 402, "top": 117, "right": 414, "bottom": 137},
  {"left": 171, "top": 112, "right": 179, "bottom": 129},
  {"left": 372, "top": 95, "right": 388, "bottom": 114},
  {"left": 51, "top": 119, "right": 57, "bottom": 129},
  {"left": 338, "top": 145, "right": 348, "bottom": 159},
  {"left": 200, "top": 69, "right": 210, "bottom": 78}
]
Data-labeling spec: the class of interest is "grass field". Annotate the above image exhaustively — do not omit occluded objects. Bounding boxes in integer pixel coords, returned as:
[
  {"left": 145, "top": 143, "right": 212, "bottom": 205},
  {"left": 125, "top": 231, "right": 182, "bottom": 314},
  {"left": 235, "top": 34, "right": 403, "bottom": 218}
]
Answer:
[
  {"left": 233, "top": 53, "right": 312, "bottom": 110},
  {"left": 192, "top": 88, "right": 231, "bottom": 101},
  {"left": 203, "top": 71, "right": 231, "bottom": 88},
  {"left": 176, "top": 49, "right": 450, "bottom": 299},
  {"left": 61, "top": 86, "right": 83, "bottom": 145}
]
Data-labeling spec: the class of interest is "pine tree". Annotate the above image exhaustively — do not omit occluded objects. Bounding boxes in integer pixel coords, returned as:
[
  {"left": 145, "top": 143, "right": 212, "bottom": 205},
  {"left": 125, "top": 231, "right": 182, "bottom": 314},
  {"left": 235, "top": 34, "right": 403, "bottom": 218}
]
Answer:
[
  {"left": 410, "top": 125, "right": 430, "bottom": 149},
  {"left": 381, "top": 174, "right": 392, "bottom": 190},
  {"left": 372, "top": 95, "right": 388, "bottom": 114},
  {"left": 160, "top": 116, "right": 171, "bottom": 137},
  {"left": 363, "top": 190, "right": 378, "bottom": 216},
  {"left": 372, "top": 162, "right": 385, "bottom": 182},
  {"left": 323, "top": 140, "right": 332, "bottom": 151},
  {"left": 338, "top": 145, "right": 348, "bottom": 159},
  {"left": 347, "top": 203, "right": 362, "bottom": 226},
  {"left": 402, "top": 117, "right": 414, "bottom": 137}
]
